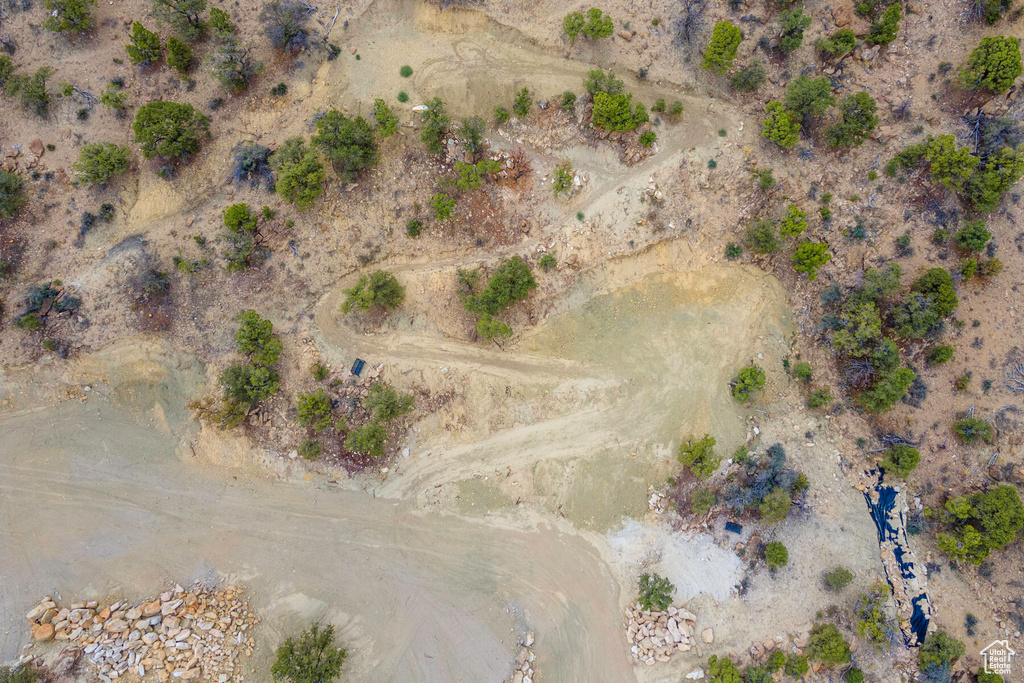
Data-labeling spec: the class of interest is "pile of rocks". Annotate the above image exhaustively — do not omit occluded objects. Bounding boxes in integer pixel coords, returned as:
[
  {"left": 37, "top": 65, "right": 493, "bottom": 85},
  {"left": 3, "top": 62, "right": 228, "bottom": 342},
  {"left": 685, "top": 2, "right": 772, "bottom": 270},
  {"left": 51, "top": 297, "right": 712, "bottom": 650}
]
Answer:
[
  {"left": 24, "top": 584, "right": 257, "bottom": 683},
  {"left": 625, "top": 604, "right": 702, "bottom": 665},
  {"left": 507, "top": 631, "right": 536, "bottom": 683}
]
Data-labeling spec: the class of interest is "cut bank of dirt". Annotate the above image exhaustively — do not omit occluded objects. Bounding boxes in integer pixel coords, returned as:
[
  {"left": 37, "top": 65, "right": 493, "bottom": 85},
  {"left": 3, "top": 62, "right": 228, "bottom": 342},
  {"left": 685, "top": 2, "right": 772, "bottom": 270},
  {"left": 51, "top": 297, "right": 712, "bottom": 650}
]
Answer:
[{"left": 313, "top": 243, "right": 794, "bottom": 530}]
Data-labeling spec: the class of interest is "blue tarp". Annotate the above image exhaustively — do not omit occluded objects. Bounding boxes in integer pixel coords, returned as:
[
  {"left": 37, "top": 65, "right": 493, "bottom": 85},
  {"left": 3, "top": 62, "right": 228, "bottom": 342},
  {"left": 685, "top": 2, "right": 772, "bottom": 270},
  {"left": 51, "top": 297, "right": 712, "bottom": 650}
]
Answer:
[
  {"left": 351, "top": 358, "right": 365, "bottom": 376},
  {"left": 863, "top": 485, "right": 930, "bottom": 646}
]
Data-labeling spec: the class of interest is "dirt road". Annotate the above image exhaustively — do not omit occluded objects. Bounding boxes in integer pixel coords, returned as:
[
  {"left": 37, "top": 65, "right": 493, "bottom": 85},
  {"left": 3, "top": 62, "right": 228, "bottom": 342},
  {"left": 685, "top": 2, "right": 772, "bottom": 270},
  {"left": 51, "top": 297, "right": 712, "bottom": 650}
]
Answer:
[{"left": 0, "top": 401, "right": 634, "bottom": 682}]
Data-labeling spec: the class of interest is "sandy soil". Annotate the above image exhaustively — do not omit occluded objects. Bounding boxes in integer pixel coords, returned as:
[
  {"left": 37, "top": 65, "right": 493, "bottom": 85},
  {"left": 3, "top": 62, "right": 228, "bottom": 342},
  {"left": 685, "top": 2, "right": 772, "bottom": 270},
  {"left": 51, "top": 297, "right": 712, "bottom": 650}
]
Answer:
[{"left": 2, "top": 0, "right": 1023, "bottom": 676}]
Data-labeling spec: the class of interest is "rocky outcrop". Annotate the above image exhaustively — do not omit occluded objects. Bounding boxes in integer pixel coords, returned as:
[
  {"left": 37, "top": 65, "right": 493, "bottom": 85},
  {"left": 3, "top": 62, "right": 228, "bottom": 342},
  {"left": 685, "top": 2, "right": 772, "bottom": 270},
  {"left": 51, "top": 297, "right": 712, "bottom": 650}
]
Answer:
[
  {"left": 625, "top": 603, "right": 698, "bottom": 665},
  {"left": 23, "top": 585, "right": 257, "bottom": 683}
]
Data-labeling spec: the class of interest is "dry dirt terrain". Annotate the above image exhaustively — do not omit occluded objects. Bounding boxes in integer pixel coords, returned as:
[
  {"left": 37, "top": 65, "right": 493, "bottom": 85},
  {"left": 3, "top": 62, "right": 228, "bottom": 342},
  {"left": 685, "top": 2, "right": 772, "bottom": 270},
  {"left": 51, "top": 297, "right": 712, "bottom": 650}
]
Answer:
[{"left": 2, "top": 0, "right": 1024, "bottom": 680}]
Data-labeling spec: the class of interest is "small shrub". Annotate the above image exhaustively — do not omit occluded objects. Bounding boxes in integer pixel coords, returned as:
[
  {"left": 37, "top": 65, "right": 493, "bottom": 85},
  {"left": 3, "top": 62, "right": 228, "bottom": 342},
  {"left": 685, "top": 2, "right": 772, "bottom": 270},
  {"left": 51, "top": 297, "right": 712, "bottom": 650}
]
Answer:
[
  {"left": 345, "top": 422, "right": 387, "bottom": 457},
  {"left": 764, "top": 541, "right": 789, "bottom": 570},
  {"left": 731, "top": 62, "right": 766, "bottom": 92},
  {"left": 955, "top": 219, "right": 992, "bottom": 251},
  {"left": 725, "top": 242, "right": 742, "bottom": 259},
  {"left": 926, "top": 344, "right": 954, "bottom": 365},
  {"left": 881, "top": 444, "right": 920, "bottom": 478},
  {"left": 151, "top": 0, "right": 206, "bottom": 40},
  {"left": 823, "top": 566, "right": 854, "bottom": 591},
  {"left": 784, "top": 76, "right": 834, "bottom": 122},
  {"left": 493, "top": 106, "right": 510, "bottom": 125},
  {"left": 690, "top": 487, "right": 716, "bottom": 514},
  {"left": 952, "top": 417, "right": 993, "bottom": 443},
  {"left": 732, "top": 365, "right": 765, "bottom": 402},
  {"left": 778, "top": 8, "right": 811, "bottom": 54},
  {"left": 779, "top": 205, "right": 808, "bottom": 238},
  {"left": 918, "top": 631, "right": 965, "bottom": 670},
  {"left": 271, "top": 138, "right": 324, "bottom": 209},
  {"left": 271, "top": 623, "right": 346, "bottom": 683},
  {"left": 209, "top": 7, "right": 235, "bottom": 37},
  {"left": 639, "top": 131, "right": 656, "bottom": 148},
  {"left": 857, "top": 367, "right": 915, "bottom": 413},
  {"left": 792, "top": 241, "right": 831, "bottom": 281},
  {"left": 126, "top": 22, "right": 162, "bottom": 65},
  {"left": 399, "top": 65, "right": 413, "bottom": 77},
  {"left": 419, "top": 97, "right": 450, "bottom": 154},
  {"left": 100, "top": 85, "right": 128, "bottom": 113},
  {"left": 792, "top": 361, "right": 812, "bottom": 382},
  {"left": 551, "top": 161, "right": 574, "bottom": 196},
  {"left": 583, "top": 69, "right": 624, "bottom": 95},
  {"left": 512, "top": 87, "right": 532, "bottom": 117},
  {"left": 679, "top": 434, "right": 719, "bottom": 478},
  {"left": 817, "top": 29, "right": 857, "bottom": 58},
  {"left": 298, "top": 438, "right": 321, "bottom": 460},
  {"left": 746, "top": 219, "right": 779, "bottom": 254},
  {"left": 260, "top": 0, "right": 310, "bottom": 53},
  {"left": 430, "top": 193, "right": 455, "bottom": 220},
  {"left": 637, "top": 573, "right": 674, "bottom": 611},
  {"left": 753, "top": 168, "right": 776, "bottom": 190},
  {"left": 133, "top": 101, "right": 209, "bottom": 160},
  {"left": 6, "top": 67, "right": 53, "bottom": 117},
  {"left": 806, "top": 623, "right": 851, "bottom": 665},
  {"left": 760, "top": 487, "right": 792, "bottom": 524},
  {"left": 959, "top": 36, "right": 1022, "bottom": 93},
  {"left": 341, "top": 271, "right": 405, "bottom": 313},
  {"left": 477, "top": 314, "right": 512, "bottom": 341},
  {"left": 312, "top": 110, "right": 378, "bottom": 181},
  {"left": 365, "top": 382, "right": 414, "bottom": 423},
  {"left": 406, "top": 219, "right": 422, "bottom": 237},
  {"left": 701, "top": 21, "right": 742, "bottom": 74},
  {"left": 865, "top": 2, "right": 901, "bottom": 45},
  {"left": 825, "top": 92, "right": 879, "bottom": 148},
  {"left": 785, "top": 654, "right": 809, "bottom": 677},
  {"left": 795, "top": 389, "right": 830, "bottom": 423},
  {"left": 560, "top": 91, "right": 577, "bottom": 109},
  {"left": 0, "top": 170, "right": 27, "bottom": 220},
  {"left": 397, "top": 91, "right": 409, "bottom": 103},
  {"left": 167, "top": 37, "right": 194, "bottom": 74},
  {"left": 855, "top": 581, "right": 894, "bottom": 651},
  {"left": 230, "top": 141, "right": 273, "bottom": 188},
  {"left": 761, "top": 101, "right": 801, "bottom": 148},
  {"left": 310, "top": 362, "right": 329, "bottom": 381},
  {"left": 462, "top": 257, "right": 536, "bottom": 317},
  {"left": 457, "top": 116, "right": 485, "bottom": 153},
  {"left": 73, "top": 143, "right": 130, "bottom": 186},
  {"left": 43, "top": 0, "right": 95, "bottom": 34},
  {"left": 297, "top": 389, "right": 332, "bottom": 432},
  {"left": 210, "top": 42, "right": 263, "bottom": 92}
]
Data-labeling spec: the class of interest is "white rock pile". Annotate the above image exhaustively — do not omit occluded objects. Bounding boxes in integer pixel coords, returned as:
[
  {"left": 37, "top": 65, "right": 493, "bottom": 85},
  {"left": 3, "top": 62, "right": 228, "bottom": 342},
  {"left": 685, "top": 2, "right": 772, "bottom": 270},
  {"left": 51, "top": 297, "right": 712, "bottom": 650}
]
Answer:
[
  {"left": 625, "top": 604, "right": 699, "bottom": 665},
  {"left": 24, "top": 584, "right": 257, "bottom": 683},
  {"left": 508, "top": 630, "right": 536, "bottom": 683}
]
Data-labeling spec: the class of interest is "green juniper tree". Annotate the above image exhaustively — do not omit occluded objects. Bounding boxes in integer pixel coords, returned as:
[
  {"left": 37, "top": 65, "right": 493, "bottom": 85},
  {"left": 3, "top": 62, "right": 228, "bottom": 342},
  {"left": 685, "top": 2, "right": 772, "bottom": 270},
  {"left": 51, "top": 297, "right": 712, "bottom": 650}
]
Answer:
[
  {"left": 125, "top": 22, "right": 162, "bottom": 65},
  {"left": 701, "top": 21, "right": 742, "bottom": 74}
]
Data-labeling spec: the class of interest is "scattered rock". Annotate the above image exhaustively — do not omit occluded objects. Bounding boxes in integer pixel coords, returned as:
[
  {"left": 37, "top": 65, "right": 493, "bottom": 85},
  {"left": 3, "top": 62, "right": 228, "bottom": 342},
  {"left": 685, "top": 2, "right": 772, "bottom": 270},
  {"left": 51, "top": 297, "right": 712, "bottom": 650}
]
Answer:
[
  {"left": 33, "top": 623, "right": 55, "bottom": 641},
  {"left": 702, "top": 628, "right": 714, "bottom": 644},
  {"left": 24, "top": 586, "right": 257, "bottom": 683}
]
